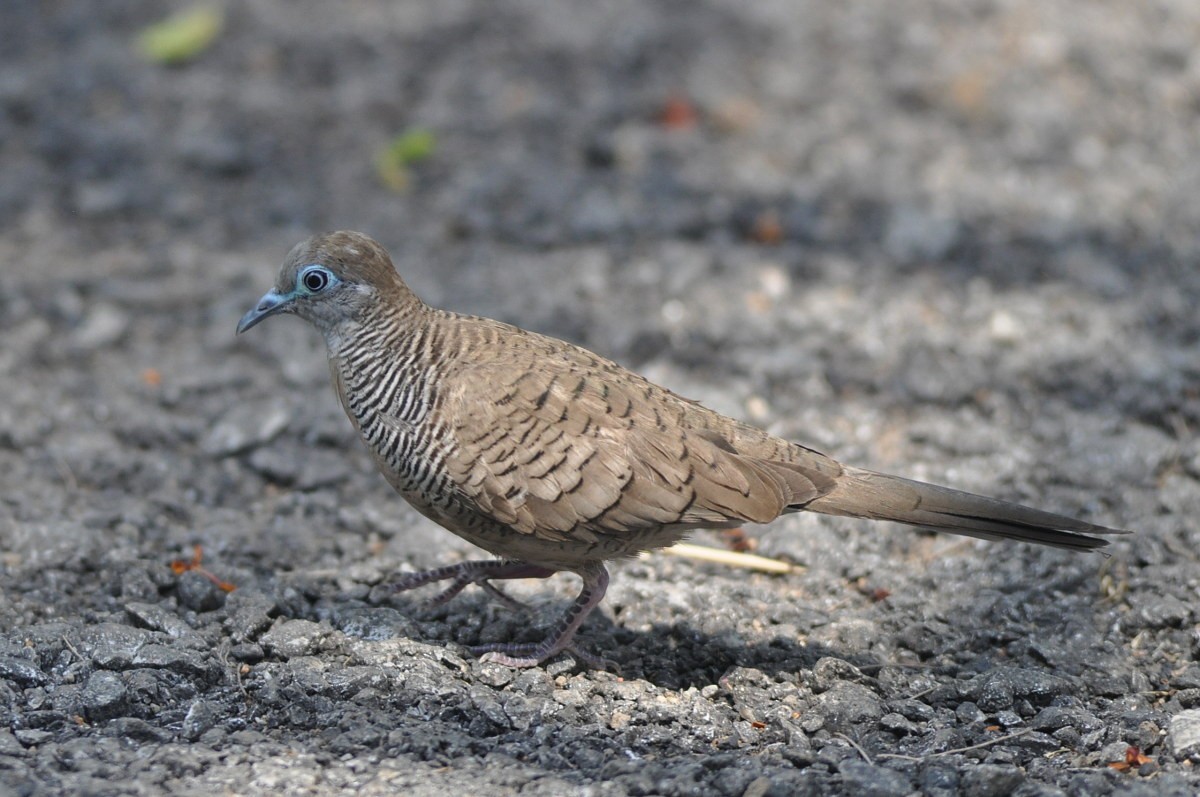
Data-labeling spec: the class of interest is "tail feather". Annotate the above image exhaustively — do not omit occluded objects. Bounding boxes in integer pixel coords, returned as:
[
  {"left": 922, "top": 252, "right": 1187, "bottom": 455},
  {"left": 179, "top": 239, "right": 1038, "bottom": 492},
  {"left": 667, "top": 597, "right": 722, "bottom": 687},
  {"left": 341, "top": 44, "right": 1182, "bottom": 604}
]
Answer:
[{"left": 803, "top": 467, "right": 1128, "bottom": 552}]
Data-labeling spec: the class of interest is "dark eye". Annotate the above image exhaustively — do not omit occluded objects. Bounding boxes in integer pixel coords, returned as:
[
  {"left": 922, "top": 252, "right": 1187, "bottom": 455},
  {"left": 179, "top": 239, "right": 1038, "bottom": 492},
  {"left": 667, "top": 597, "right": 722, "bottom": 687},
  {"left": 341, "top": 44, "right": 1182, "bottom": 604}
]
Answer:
[{"left": 300, "top": 266, "right": 331, "bottom": 293}]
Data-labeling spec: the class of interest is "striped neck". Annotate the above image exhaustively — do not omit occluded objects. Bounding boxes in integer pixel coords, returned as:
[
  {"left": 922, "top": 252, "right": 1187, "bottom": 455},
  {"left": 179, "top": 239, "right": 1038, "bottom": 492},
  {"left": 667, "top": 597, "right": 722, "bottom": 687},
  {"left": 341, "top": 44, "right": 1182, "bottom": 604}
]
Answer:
[
  {"left": 330, "top": 297, "right": 442, "bottom": 428},
  {"left": 324, "top": 288, "right": 423, "bottom": 357}
]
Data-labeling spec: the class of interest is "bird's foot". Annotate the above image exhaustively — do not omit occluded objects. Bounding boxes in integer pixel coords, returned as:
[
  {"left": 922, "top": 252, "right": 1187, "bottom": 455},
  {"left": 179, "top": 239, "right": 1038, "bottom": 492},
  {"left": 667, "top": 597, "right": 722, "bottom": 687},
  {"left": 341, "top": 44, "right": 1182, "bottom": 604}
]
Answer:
[
  {"left": 377, "top": 560, "right": 554, "bottom": 609},
  {"left": 378, "top": 560, "right": 616, "bottom": 670},
  {"left": 471, "top": 562, "right": 613, "bottom": 670},
  {"left": 476, "top": 580, "right": 529, "bottom": 610}
]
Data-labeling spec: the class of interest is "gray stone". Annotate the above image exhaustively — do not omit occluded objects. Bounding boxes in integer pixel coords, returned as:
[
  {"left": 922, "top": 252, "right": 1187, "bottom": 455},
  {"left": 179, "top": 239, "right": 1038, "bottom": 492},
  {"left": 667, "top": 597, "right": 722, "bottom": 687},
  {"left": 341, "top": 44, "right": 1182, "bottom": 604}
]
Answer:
[
  {"left": 956, "top": 701, "right": 986, "bottom": 724},
  {"left": 225, "top": 589, "right": 278, "bottom": 643},
  {"left": 816, "top": 681, "right": 884, "bottom": 734},
  {"left": 182, "top": 700, "right": 219, "bottom": 742},
  {"left": 14, "top": 729, "right": 52, "bottom": 748},
  {"left": 960, "top": 764, "right": 1025, "bottom": 797},
  {"left": 918, "top": 764, "right": 958, "bottom": 797},
  {"left": 131, "top": 644, "right": 213, "bottom": 679},
  {"left": 812, "top": 657, "right": 866, "bottom": 691},
  {"left": 260, "top": 619, "right": 333, "bottom": 659},
  {"left": 79, "top": 624, "right": 154, "bottom": 670},
  {"left": 229, "top": 643, "right": 264, "bottom": 662},
  {"left": 888, "top": 698, "right": 934, "bottom": 723},
  {"left": 1172, "top": 665, "right": 1200, "bottom": 690},
  {"left": 69, "top": 303, "right": 128, "bottom": 351},
  {"left": 176, "top": 570, "right": 227, "bottom": 612},
  {"left": 1135, "top": 596, "right": 1193, "bottom": 629},
  {"left": 103, "top": 717, "right": 172, "bottom": 743},
  {"left": 879, "top": 712, "right": 920, "bottom": 735},
  {"left": 0, "top": 729, "right": 22, "bottom": 756},
  {"left": 0, "top": 654, "right": 47, "bottom": 686},
  {"left": 1170, "top": 709, "right": 1200, "bottom": 760},
  {"left": 124, "top": 602, "right": 193, "bottom": 638},
  {"left": 202, "top": 402, "right": 291, "bottom": 456},
  {"left": 81, "top": 671, "right": 127, "bottom": 722},
  {"left": 838, "top": 760, "right": 912, "bottom": 797},
  {"left": 967, "top": 669, "right": 1072, "bottom": 713},
  {"left": 246, "top": 444, "right": 351, "bottom": 489}
]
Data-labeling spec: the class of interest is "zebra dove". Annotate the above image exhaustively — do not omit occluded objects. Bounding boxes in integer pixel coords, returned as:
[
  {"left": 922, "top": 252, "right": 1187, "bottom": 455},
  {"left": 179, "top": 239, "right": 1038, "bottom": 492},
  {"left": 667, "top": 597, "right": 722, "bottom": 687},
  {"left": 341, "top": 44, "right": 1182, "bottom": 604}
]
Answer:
[{"left": 237, "top": 231, "right": 1127, "bottom": 668}]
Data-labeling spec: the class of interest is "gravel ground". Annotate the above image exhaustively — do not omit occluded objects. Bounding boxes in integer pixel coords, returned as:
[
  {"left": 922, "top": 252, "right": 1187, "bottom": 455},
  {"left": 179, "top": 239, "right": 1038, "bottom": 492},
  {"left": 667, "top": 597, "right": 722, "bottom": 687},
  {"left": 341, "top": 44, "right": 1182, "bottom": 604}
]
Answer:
[{"left": 2, "top": 1, "right": 1199, "bottom": 795}]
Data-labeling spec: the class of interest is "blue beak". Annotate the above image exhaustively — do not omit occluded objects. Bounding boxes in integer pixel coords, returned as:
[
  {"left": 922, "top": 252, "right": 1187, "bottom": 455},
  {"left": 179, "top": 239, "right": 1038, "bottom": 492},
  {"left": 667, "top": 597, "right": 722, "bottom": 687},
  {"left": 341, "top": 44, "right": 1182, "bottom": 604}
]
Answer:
[{"left": 237, "top": 290, "right": 290, "bottom": 334}]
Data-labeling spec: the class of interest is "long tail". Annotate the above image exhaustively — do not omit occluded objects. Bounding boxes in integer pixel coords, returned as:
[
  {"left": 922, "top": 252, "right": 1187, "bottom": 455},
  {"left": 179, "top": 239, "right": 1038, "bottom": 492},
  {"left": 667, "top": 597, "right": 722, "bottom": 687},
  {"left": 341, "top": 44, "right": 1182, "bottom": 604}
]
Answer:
[{"left": 803, "top": 466, "right": 1128, "bottom": 551}]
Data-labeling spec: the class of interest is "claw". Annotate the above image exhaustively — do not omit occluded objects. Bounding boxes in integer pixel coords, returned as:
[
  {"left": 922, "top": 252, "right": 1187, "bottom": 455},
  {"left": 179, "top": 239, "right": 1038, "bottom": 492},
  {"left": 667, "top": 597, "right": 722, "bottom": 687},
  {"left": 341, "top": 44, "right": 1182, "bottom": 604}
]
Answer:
[{"left": 380, "top": 559, "right": 613, "bottom": 669}]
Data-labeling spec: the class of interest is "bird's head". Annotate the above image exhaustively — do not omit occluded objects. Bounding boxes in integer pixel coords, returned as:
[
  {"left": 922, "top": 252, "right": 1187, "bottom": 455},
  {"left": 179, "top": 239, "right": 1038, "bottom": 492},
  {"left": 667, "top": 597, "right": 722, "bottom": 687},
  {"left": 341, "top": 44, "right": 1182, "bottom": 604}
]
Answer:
[{"left": 237, "top": 231, "right": 416, "bottom": 342}]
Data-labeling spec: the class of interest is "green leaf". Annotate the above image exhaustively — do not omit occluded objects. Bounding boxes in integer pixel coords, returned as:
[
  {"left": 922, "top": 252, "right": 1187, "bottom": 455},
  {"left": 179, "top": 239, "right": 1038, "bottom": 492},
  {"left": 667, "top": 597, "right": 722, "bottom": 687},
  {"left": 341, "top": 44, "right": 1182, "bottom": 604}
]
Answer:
[
  {"left": 138, "top": 5, "right": 224, "bottom": 65},
  {"left": 376, "top": 129, "right": 438, "bottom": 192}
]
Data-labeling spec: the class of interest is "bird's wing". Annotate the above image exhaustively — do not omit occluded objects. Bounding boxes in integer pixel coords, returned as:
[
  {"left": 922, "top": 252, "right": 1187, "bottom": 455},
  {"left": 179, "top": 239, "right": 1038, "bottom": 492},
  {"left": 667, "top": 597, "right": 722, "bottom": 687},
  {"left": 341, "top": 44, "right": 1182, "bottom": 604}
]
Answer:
[{"left": 440, "top": 356, "right": 833, "bottom": 542}]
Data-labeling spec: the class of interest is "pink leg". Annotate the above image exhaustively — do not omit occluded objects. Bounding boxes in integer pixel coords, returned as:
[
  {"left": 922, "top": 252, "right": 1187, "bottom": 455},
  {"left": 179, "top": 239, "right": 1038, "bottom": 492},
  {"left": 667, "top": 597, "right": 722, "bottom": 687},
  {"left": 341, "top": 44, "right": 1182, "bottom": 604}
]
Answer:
[
  {"left": 384, "top": 559, "right": 555, "bottom": 608},
  {"left": 471, "top": 562, "right": 613, "bottom": 669}
]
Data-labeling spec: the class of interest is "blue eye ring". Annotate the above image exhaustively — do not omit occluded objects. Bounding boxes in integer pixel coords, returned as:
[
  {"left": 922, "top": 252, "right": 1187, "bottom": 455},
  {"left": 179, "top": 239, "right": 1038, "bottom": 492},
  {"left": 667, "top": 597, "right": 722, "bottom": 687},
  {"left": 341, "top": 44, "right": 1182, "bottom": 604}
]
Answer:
[{"left": 299, "top": 265, "right": 334, "bottom": 294}]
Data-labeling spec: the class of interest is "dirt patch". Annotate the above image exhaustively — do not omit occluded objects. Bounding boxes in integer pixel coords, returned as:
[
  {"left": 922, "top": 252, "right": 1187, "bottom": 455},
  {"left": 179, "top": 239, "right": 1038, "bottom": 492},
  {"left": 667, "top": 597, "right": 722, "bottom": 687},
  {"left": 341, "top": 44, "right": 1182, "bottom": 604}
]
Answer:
[{"left": 2, "top": 1, "right": 1197, "bottom": 794}]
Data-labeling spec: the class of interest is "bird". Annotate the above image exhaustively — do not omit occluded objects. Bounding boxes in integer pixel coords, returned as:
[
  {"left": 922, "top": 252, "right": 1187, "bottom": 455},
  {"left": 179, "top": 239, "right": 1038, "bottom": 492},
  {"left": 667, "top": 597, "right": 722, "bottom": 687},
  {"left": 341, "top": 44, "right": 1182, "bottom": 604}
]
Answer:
[{"left": 237, "top": 231, "right": 1128, "bottom": 668}]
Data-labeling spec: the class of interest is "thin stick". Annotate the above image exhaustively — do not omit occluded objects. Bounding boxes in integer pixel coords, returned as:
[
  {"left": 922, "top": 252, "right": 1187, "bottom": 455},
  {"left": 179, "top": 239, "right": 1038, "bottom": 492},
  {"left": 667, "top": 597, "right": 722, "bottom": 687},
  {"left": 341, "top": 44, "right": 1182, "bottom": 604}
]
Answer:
[
  {"left": 61, "top": 635, "right": 83, "bottom": 662},
  {"left": 658, "top": 543, "right": 799, "bottom": 574},
  {"left": 836, "top": 732, "right": 874, "bottom": 765},
  {"left": 877, "top": 729, "right": 1033, "bottom": 762}
]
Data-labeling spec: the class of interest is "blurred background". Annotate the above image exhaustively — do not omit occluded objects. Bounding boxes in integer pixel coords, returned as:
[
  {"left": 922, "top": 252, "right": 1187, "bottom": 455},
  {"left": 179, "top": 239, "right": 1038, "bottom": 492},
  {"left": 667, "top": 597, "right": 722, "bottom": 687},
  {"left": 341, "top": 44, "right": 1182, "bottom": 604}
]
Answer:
[
  {"left": 2, "top": 1, "right": 1199, "bottom": 794},
  {"left": 8, "top": 2, "right": 1199, "bottom": 271},
  {"left": 5, "top": 0, "right": 1195, "bottom": 437}
]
